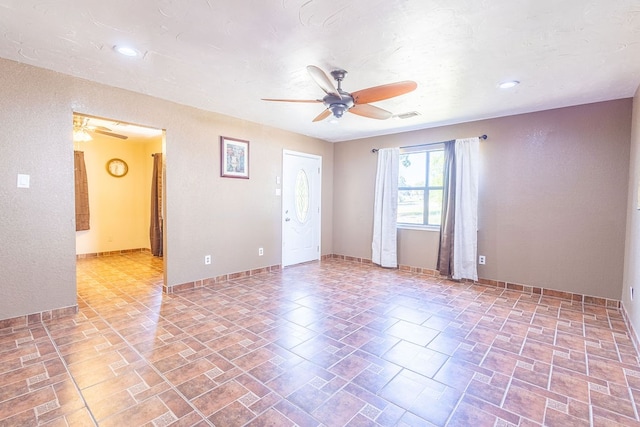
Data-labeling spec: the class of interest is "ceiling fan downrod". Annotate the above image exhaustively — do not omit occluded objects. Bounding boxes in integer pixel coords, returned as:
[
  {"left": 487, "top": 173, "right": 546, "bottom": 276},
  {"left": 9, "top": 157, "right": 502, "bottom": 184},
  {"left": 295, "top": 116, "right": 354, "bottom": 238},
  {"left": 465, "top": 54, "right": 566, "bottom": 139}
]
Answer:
[{"left": 327, "top": 69, "right": 353, "bottom": 118}]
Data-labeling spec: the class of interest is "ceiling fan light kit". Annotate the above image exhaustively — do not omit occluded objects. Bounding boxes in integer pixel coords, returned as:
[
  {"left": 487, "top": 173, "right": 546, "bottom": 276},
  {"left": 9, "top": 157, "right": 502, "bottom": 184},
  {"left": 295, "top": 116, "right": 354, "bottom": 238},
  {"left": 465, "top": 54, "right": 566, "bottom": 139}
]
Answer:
[
  {"left": 73, "top": 128, "right": 92, "bottom": 142},
  {"left": 262, "top": 65, "right": 417, "bottom": 122},
  {"left": 329, "top": 103, "right": 348, "bottom": 118}
]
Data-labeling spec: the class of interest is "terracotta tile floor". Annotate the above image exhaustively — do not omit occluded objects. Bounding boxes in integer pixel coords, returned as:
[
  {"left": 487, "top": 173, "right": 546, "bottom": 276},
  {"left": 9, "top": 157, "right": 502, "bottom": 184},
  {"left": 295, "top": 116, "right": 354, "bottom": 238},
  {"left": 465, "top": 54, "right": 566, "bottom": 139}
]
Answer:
[{"left": 2, "top": 253, "right": 640, "bottom": 426}]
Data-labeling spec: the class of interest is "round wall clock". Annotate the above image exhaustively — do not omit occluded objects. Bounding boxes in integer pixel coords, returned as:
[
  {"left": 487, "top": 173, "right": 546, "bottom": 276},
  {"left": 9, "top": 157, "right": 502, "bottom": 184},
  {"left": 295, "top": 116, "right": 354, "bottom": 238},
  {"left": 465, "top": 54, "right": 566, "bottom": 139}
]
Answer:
[{"left": 106, "top": 158, "right": 128, "bottom": 177}]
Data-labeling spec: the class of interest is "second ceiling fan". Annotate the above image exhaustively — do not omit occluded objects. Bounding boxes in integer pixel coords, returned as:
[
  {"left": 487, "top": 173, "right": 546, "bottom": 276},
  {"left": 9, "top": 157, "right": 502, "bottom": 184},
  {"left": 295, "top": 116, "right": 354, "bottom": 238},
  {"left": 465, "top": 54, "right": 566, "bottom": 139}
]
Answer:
[
  {"left": 73, "top": 116, "right": 129, "bottom": 140},
  {"left": 262, "top": 66, "right": 417, "bottom": 122}
]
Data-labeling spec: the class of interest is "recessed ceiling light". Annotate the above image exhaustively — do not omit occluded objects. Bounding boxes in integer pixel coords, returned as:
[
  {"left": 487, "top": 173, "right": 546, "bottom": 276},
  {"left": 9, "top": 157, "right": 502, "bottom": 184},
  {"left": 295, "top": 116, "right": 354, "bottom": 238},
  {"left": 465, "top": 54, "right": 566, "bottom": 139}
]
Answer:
[
  {"left": 498, "top": 80, "right": 520, "bottom": 89},
  {"left": 113, "top": 45, "right": 139, "bottom": 57}
]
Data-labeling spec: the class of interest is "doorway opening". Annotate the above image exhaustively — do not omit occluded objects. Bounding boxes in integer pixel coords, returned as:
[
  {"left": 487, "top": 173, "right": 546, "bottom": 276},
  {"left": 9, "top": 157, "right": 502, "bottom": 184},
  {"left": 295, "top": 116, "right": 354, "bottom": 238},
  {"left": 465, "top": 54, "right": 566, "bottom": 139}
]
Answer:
[{"left": 73, "top": 113, "right": 166, "bottom": 286}]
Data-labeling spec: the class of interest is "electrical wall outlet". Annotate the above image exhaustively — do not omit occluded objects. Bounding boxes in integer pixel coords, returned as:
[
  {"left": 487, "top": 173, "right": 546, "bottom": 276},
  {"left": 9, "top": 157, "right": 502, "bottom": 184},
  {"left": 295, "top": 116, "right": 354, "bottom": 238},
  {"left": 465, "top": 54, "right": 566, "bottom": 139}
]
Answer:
[
  {"left": 258, "top": 248, "right": 264, "bottom": 256},
  {"left": 204, "top": 255, "right": 211, "bottom": 265},
  {"left": 478, "top": 255, "right": 486, "bottom": 265}
]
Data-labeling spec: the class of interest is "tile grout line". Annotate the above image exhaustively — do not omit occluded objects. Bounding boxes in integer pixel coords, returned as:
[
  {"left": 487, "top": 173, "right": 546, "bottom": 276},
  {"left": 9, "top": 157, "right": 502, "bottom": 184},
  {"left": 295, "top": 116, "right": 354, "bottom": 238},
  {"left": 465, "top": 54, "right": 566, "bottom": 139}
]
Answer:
[
  {"left": 49, "top": 254, "right": 640, "bottom": 426},
  {"left": 224, "top": 280, "right": 350, "bottom": 425},
  {"left": 224, "top": 274, "right": 436, "bottom": 424},
  {"left": 101, "top": 278, "right": 310, "bottom": 425},
  {"left": 620, "top": 297, "right": 640, "bottom": 423},
  {"left": 71, "top": 275, "right": 215, "bottom": 425},
  {"left": 41, "top": 314, "right": 99, "bottom": 426},
  {"left": 331, "top": 262, "right": 624, "bottom": 424}
]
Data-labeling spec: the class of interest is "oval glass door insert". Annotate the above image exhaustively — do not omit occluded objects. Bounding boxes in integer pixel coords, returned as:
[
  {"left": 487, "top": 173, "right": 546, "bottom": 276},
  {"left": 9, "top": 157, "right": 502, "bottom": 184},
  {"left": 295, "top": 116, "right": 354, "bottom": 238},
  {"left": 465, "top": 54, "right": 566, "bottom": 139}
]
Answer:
[{"left": 295, "top": 169, "right": 310, "bottom": 223}]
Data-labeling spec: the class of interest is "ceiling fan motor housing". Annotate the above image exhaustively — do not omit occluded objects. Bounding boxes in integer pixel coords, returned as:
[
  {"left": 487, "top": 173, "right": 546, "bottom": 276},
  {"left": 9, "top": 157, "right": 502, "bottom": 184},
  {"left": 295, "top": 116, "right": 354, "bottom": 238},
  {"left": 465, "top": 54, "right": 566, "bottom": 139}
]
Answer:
[{"left": 324, "top": 90, "right": 354, "bottom": 118}]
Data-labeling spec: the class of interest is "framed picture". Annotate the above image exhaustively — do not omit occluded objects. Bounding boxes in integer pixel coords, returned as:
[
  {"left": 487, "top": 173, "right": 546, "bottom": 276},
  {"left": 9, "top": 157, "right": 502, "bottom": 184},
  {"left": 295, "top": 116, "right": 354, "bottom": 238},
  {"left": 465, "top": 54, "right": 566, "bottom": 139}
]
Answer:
[{"left": 220, "top": 136, "right": 249, "bottom": 179}]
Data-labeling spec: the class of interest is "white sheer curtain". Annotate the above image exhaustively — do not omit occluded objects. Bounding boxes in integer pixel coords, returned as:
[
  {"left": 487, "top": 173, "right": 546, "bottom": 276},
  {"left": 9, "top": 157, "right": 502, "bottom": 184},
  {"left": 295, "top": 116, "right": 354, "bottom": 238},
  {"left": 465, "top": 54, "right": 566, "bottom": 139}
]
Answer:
[
  {"left": 452, "top": 137, "right": 480, "bottom": 280},
  {"left": 372, "top": 147, "right": 399, "bottom": 268}
]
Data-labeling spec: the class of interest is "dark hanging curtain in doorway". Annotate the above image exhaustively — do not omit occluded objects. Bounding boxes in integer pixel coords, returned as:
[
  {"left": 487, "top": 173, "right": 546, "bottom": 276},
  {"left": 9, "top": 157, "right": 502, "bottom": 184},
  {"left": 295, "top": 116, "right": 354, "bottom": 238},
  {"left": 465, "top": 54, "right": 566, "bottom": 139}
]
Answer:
[
  {"left": 150, "top": 153, "right": 163, "bottom": 257},
  {"left": 74, "top": 151, "right": 90, "bottom": 231}
]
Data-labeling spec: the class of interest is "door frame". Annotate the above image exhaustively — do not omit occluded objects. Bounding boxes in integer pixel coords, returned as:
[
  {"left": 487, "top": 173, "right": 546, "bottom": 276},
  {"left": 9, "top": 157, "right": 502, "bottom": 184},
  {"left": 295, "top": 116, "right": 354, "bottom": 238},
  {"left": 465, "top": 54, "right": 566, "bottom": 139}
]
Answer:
[
  {"left": 72, "top": 112, "right": 167, "bottom": 288},
  {"left": 281, "top": 149, "right": 322, "bottom": 267}
]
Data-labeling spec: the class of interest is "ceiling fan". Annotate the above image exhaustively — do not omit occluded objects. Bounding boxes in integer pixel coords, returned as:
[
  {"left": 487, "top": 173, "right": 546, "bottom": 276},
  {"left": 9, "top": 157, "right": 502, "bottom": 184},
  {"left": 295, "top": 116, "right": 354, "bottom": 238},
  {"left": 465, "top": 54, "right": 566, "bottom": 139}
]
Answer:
[
  {"left": 262, "top": 65, "right": 418, "bottom": 122},
  {"left": 73, "top": 116, "right": 128, "bottom": 141}
]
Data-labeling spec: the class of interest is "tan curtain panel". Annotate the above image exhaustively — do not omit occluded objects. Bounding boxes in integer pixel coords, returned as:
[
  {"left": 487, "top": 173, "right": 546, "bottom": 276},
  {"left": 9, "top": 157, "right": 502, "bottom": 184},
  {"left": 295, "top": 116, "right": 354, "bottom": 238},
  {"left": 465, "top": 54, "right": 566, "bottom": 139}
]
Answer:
[{"left": 74, "top": 150, "right": 90, "bottom": 231}]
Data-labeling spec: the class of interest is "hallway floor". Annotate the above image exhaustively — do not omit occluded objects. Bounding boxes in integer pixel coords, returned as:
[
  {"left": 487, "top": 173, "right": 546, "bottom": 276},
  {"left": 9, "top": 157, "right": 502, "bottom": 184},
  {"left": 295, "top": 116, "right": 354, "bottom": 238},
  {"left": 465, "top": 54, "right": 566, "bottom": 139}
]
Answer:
[{"left": 1, "top": 252, "right": 640, "bottom": 426}]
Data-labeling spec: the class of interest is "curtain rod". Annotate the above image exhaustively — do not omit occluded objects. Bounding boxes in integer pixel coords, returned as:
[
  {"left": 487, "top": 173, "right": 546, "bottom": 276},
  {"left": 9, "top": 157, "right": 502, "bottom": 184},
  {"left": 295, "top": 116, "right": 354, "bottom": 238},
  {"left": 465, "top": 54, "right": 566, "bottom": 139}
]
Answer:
[{"left": 371, "top": 134, "right": 487, "bottom": 153}]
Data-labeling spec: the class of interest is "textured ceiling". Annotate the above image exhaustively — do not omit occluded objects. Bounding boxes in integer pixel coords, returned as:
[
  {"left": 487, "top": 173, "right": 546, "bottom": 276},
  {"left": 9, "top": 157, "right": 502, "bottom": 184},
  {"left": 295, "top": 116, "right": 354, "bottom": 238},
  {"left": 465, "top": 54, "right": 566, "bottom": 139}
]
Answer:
[{"left": 1, "top": 0, "right": 640, "bottom": 142}]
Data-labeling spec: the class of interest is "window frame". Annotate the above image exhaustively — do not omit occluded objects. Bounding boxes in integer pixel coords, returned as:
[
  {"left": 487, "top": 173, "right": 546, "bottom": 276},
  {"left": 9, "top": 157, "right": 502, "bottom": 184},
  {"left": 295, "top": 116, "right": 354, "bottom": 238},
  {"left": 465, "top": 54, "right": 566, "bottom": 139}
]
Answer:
[{"left": 397, "top": 143, "right": 444, "bottom": 231}]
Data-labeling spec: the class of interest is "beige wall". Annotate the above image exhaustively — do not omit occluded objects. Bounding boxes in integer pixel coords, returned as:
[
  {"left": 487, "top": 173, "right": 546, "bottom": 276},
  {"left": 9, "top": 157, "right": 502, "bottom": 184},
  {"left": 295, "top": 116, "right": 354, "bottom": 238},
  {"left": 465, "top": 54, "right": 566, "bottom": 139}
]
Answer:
[
  {"left": 334, "top": 99, "right": 632, "bottom": 299},
  {"left": 0, "top": 58, "right": 333, "bottom": 320},
  {"left": 623, "top": 87, "right": 640, "bottom": 340},
  {"left": 75, "top": 133, "right": 162, "bottom": 254},
  {"left": 0, "top": 53, "right": 634, "bottom": 321}
]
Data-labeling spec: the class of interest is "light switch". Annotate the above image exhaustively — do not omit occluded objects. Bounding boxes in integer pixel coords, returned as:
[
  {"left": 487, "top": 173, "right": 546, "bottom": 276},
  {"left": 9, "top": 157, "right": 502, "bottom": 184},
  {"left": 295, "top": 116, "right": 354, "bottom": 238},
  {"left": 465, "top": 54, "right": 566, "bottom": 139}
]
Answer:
[
  {"left": 17, "top": 174, "right": 30, "bottom": 188},
  {"left": 276, "top": 176, "right": 281, "bottom": 185},
  {"left": 275, "top": 188, "right": 281, "bottom": 196}
]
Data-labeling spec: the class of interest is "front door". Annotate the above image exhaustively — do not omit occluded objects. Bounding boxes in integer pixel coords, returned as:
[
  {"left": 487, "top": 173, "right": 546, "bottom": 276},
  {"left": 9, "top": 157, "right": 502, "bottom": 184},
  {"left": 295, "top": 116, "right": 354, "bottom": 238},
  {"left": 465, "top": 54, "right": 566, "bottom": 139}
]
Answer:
[{"left": 282, "top": 150, "right": 321, "bottom": 267}]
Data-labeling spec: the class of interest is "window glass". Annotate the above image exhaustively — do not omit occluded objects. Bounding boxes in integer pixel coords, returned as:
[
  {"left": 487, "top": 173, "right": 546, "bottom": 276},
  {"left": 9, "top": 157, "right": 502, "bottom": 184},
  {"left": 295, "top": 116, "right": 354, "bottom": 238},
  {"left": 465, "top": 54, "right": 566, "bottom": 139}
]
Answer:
[
  {"left": 398, "top": 152, "right": 426, "bottom": 187},
  {"left": 398, "top": 190, "right": 424, "bottom": 224},
  {"left": 429, "top": 151, "right": 444, "bottom": 187},
  {"left": 428, "top": 189, "right": 443, "bottom": 225},
  {"left": 295, "top": 169, "right": 310, "bottom": 223},
  {"left": 397, "top": 149, "right": 444, "bottom": 227}
]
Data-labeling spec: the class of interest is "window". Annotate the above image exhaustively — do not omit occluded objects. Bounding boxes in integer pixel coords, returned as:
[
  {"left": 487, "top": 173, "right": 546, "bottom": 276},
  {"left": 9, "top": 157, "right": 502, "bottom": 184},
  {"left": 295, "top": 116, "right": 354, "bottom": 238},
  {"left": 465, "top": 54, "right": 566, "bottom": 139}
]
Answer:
[{"left": 397, "top": 148, "right": 444, "bottom": 227}]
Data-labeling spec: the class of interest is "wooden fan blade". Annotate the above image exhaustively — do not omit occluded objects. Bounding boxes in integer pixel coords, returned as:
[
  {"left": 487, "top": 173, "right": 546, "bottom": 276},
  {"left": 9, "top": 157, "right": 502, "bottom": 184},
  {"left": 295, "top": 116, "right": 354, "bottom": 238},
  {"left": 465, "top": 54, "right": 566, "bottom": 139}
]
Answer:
[
  {"left": 348, "top": 104, "right": 393, "bottom": 120},
  {"left": 93, "top": 129, "right": 129, "bottom": 139},
  {"left": 261, "top": 98, "right": 322, "bottom": 103},
  {"left": 351, "top": 81, "right": 417, "bottom": 104},
  {"left": 307, "top": 65, "right": 341, "bottom": 98},
  {"left": 312, "top": 109, "right": 332, "bottom": 122}
]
